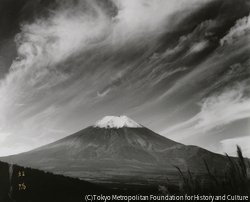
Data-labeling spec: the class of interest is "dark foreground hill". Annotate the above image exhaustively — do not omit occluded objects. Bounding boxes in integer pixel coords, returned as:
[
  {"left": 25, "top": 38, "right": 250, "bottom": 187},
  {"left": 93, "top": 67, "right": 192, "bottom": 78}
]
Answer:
[{"left": 0, "top": 161, "right": 159, "bottom": 202}]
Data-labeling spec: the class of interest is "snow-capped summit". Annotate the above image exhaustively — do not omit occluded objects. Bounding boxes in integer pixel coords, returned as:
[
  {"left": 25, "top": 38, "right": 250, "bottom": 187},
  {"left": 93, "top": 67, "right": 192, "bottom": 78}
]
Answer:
[{"left": 94, "top": 115, "right": 143, "bottom": 128}]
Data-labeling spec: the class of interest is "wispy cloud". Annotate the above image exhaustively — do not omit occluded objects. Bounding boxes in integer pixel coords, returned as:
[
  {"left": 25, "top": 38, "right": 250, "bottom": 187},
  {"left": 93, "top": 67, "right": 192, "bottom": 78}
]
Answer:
[
  {"left": 196, "top": 82, "right": 250, "bottom": 132},
  {"left": 163, "top": 81, "right": 250, "bottom": 143},
  {"left": 112, "top": 0, "right": 207, "bottom": 38},
  {"left": 219, "top": 136, "right": 250, "bottom": 157},
  {"left": 189, "top": 40, "right": 209, "bottom": 53},
  {"left": 0, "top": 0, "right": 212, "bottom": 156},
  {"left": 220, "top": 14, "right": 250, "bottom": 46}
]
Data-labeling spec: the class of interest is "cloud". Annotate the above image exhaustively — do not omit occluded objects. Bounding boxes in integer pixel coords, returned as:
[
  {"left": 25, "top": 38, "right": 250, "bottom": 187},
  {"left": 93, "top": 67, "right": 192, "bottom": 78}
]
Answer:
[
  {"left": 220, "top": 14, "right": 250, "bottom": 46},
  {"left": 151, "top": 67, "right": 187, "bottom": 86},
  {"left": 163, "top": 81, "right": 250, "bottom": 142},
  {"left": 189, "top": 40, "right": 209, "bottom": 53},
  {"left": 0, "top": 0, "right": 111, "bottom": 129},
  {"left": 13, "top": 0, "right": 111, "bottom": 68},
  {"left": 219, "top": 136, "right": 250, "bottom": 157},
  {"left": 111, "top": 0, "right": 211, "bottom": 46},
  {"left": 195, "top": 82, "right": 250, "bottom": 132},
  {"left": 114, "top": 0, "right": 189, "bottom": 30},
  {"left": 151, "top": 18, "right": 217, "bottom": 61}
]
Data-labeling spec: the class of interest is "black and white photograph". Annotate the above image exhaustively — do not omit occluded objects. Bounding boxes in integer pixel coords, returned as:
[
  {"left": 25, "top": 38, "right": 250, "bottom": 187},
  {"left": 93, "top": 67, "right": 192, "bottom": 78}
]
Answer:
[{"left": 0, "top": 0, "right": 249, "bottom": 201}]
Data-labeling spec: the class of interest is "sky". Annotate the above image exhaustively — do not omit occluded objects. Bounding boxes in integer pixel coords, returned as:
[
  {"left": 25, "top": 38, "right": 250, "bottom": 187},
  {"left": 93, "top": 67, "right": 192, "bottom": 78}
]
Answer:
[{"left": 0, "top": 0, "right": 249, "bottom": 157}]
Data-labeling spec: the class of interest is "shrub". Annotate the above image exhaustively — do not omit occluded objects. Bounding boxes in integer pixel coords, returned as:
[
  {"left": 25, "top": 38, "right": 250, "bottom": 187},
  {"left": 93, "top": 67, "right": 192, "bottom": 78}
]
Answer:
[{"left": 160, "top": 145, "right": 250, "bottom": 196}]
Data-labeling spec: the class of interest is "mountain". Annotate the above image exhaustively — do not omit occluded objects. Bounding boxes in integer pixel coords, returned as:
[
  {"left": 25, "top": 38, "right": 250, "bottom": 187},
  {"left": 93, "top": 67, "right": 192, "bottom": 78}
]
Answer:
[{"left": 1, "top": 116, "right": 230, "bottom": 188}]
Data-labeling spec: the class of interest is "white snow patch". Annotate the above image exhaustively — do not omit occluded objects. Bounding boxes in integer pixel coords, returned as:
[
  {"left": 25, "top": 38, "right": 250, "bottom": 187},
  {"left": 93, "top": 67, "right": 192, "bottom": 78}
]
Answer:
[{"left": 94, "top": 116, "right": 143, "bottom": 128}]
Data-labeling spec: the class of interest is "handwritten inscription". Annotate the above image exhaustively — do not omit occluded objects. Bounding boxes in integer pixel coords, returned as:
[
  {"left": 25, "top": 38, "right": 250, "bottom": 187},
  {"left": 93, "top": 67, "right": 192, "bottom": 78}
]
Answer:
[
  {"left": 18, "top": 183, "right": 26, "bottom": 190},
  {"left": 18, "top": 171, "right": 26, "bottom": 190},
  {"left": 18, "top": 171, "right": 25, "bottom": 177}
]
